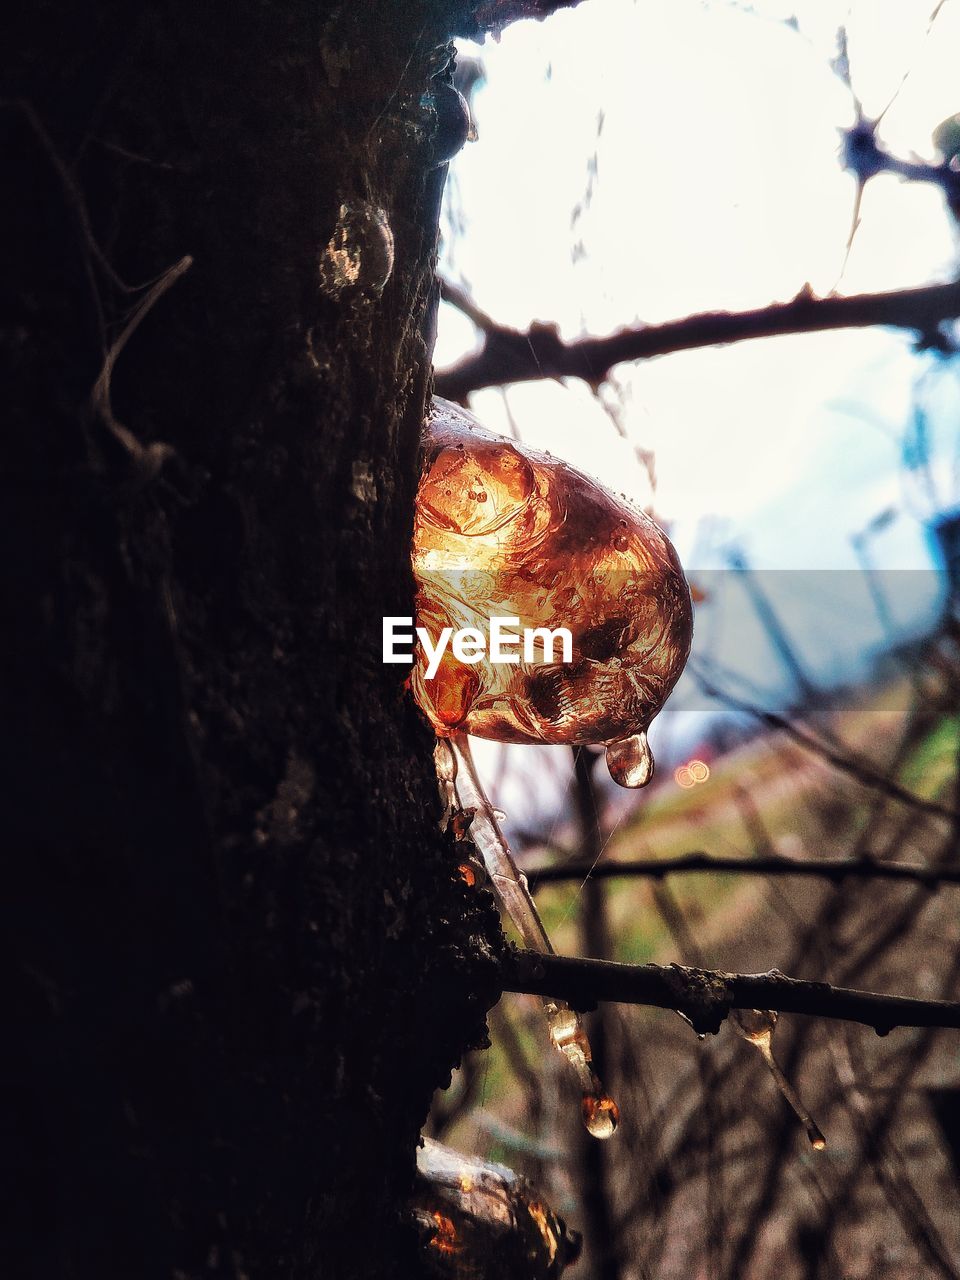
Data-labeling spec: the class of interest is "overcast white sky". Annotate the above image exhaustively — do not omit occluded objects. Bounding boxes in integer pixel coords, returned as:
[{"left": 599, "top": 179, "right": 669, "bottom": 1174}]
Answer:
[{"left": 437, "top": 0, "right": 960, "bottom": 571}]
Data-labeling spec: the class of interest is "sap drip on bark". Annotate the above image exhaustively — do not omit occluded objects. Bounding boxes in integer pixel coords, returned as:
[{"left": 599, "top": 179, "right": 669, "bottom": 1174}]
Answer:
[
  {"left": 411, "top": 1137, "right": 582, "bottom": 1279},
  {"left": 416, "top": 398, "right": 693, "bottom": 1137},
  {"left": 437, "top": 734, "right": 619, "bottom": 1140}
]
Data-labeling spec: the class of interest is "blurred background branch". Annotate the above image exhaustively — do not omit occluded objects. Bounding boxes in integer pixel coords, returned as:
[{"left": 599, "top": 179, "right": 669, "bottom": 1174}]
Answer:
[{"left": 527, "top": 850, "right": 960, "bottom": 890}]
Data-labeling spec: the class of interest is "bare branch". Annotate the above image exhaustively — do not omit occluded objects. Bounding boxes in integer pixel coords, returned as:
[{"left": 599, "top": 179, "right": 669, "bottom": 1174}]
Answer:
[
  {"left": 502, "top": 951, "right": 960, "bottom": 1036},
  {"left": 440, "top": 277, "right": 499, "bottom": 334},
  {"left": 467, "top": 0, "right": 586, "bottom": 33},
  {"left": 435, "top": 278, "right": 960, "bottom": 399},
  {"left": 528, "top": 850, "right": 960, "bottom": 890}
]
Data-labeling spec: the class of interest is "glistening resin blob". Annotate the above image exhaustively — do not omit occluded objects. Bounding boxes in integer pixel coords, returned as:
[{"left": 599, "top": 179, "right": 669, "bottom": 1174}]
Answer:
[{"left": 412, "top": 397, "right": 693, "bottom": 788}]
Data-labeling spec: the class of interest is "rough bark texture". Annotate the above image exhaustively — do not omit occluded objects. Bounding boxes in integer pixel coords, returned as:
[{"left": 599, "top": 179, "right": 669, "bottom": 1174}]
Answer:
[{"left": 3, "top": 5, "right": 505, "bottom": 1277}]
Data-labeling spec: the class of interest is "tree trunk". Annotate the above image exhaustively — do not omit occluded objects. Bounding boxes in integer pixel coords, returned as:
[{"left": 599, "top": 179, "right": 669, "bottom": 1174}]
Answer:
[{"left": 3, "top": 5, "right": 503, "bottom": 1277}]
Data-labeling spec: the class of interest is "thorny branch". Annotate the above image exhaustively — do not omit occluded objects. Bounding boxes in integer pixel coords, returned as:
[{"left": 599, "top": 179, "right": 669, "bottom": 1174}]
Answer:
[
  {"left": 527, "top": 850, "right": 960, "bottom": 890},
  {"left": 502, "top": 951, "right": 960, "bottom": 1036},
  {"left": 467, "top": 0, "right": 586, "bottom": 32},
  {"left": 434, "top": 277, "right": 960, "bottom": 400}
]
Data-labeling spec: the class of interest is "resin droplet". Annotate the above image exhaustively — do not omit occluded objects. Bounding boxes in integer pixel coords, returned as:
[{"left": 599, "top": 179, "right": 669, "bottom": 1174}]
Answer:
[
  {"left": 438, "top": 736, "right": 620, "bottom": 1142},
  {"left": 733, "top": 1008, "right": 826, "bottom": 1149},
  {"left": 544, "top": 1000, "right": 619, "bottom": 1140},
  {"left": 421, "top": 80, "right": 472, "bottom": 167},
  {"left": 605, "top": 731, "right": 654, "bottom": 788},
  {"left": 546, "top": 1003, "right": 590, "bottom": 1061},
  {"left": 582, "top": 1092, "right": 620, "bottom": 1140}
]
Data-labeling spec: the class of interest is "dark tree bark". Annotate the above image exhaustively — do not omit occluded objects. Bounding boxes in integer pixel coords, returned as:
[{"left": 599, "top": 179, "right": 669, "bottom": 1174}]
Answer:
[{"left": 2, "top": 5, "right": 507, "bottom": 1278}]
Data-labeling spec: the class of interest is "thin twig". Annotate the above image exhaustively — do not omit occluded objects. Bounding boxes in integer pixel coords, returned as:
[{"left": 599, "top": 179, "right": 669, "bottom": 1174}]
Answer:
[
  {"left": 799, "top": 944, "right": 960, "bottom": 1278},
  {"left": 5, "top": 98, "right": 131, "bottom": 296},
  {"left": 89, "top": 253, "right": 193, "bottom": 463},
  {"left": 440, "top": 277, "right": 500, "bottom": 334},
  {"left": 435, "top": 278, "right": 960, "bottom": 399}
]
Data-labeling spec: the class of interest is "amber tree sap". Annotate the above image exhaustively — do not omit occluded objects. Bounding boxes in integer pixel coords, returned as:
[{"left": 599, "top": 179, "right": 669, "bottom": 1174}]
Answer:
[{"left": 383, "top": 616, "right": 573, "bottom": 680}]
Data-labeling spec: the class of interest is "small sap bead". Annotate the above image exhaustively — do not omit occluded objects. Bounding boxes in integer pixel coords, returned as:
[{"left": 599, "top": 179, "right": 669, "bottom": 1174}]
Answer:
[
  {"left": 545, "top": 1003, "right": 589, "bottom": 1056},
  {"left": 605, "top": 731, "right": 654, "bottom": 788},
  {"left": 412, "top": 398, "right": 693, "bottom": 788},
  {"left": 421, "top": 79, "right": 472, "bottom": 167},
  {"left": 582, "top": 1092, "right": 620, "bottom": 1140}
]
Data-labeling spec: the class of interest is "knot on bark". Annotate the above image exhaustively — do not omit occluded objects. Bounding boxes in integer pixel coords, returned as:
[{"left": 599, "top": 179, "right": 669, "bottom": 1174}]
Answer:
[{"left": 668, "top": 963, "right": 733, "bottom": 1035}]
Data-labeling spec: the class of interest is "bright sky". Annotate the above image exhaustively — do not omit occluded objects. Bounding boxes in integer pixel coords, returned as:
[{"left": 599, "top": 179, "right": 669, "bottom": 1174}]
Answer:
[
  {"left": 437, "top": 0, "right": 960, "bottom": 570},
  {"left": 435, "top": 0, "right": 960, "bottom": 806}
]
